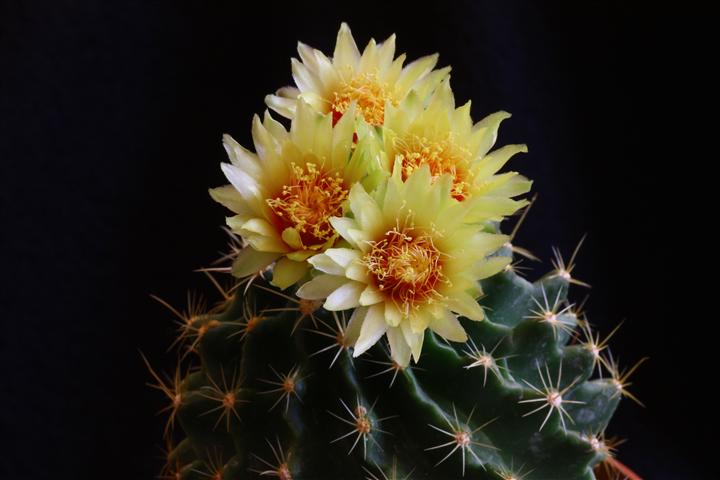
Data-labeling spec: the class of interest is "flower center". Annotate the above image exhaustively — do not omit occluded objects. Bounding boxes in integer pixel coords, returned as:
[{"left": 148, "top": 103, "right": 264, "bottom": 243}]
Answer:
[
  {"left": 267, "top": 162, "right": 348, "bottom": 247},
  {"left": 393, "top": 133, "right": 473, "bottom": 201},
  {"left": 363, "top": 226, "right": 447, "bottom": 315},
  {"left": 331, "top": 72, "right": 396, "bottom": 126}
]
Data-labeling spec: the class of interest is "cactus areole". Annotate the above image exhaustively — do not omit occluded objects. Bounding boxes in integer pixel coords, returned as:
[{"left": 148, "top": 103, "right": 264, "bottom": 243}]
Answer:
[{"left": 148, "top": 23, "right": 643, "bottom": 480}]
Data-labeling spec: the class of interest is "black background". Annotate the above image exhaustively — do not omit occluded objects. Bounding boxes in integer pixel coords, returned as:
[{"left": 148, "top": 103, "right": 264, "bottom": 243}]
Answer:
[{"left": 1, "top": 1, "right": 712, "bottom": 478}]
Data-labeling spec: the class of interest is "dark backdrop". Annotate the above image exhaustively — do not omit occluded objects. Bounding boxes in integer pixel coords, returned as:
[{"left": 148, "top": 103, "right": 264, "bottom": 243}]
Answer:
[{"left": 1, "top": 1, "right": 711, "bottom": 478}]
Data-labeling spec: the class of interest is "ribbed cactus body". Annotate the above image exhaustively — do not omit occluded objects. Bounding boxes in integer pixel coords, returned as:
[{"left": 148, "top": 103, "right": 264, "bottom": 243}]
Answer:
[{"left": 160, "top": 255, "right": 619, "bottom": 480}]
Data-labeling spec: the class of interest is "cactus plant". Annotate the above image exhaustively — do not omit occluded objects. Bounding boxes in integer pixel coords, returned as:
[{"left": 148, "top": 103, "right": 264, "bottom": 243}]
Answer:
[{"left": 146, "top": 23, "right": 643, "bottom": 480}]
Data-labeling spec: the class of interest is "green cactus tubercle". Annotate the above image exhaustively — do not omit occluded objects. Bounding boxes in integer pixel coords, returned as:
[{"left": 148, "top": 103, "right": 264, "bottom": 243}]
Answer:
[{"left": 149, "top": 245, "right": 627, "bottom": 480}]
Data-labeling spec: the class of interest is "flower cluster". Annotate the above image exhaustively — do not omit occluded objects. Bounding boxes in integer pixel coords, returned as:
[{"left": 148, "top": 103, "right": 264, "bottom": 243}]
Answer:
[{"left": 211, "top": 23, "right": 531, "bottom": 366}]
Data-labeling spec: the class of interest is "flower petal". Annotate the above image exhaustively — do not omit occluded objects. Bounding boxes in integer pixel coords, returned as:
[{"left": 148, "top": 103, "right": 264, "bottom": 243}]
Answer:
[
  {"left": 329, "top": 216, "right": 360, "bottom": 248},
  {"left": 281, "top": 227, "right": 304, "bottom": 250},
  {"left": 324, "top": 248, "right": 361, "bottom": 268},
  {"left": 384, "top": 302, "right": 403, "bottom": 327},
  {"left": 333, "top": 22, "right": 361, "bottom": 71},
  {"left": 446, "top": 291, "right": 486, "bottom": 321},
  {"left": 387, "top": 326, "right": 412, "bottom": 367},
  {"left": 401, "top": 320, "right": 425, "bottom": 363},
  {"left": 429, "top": 311, "right": 468, "bottom": 342},
  {"left": 474, "top": 144, "right": 528, "bottom": 179},
  {"left": 359, "top": 284, "right": 384, "bottom": 306},
  {"left": 353, "top": 304, "right": 387, "bottom": 357},
  {"left": 472, "top": 256, "right": 512, "bottom": 280},
  {"left": 348, "top": 183, "right": 383, "bottom": 233},
  {"left": 308, "top": 253, "right": 345, "bottom": 276},
  {"left": 324, "top": 280, "right": 364, "bottom": 310},
  {"left": 296, "top": 274, "right": 348, "bottom": 300},
  {"left": 209, "top": 185, "right": 250, "bottom": 216},
  {"left": 231, "top": 248, "right": 281, "bottom": 278},
  {"left": 271, "top": 257, "right": 309, "bottom": 290}
]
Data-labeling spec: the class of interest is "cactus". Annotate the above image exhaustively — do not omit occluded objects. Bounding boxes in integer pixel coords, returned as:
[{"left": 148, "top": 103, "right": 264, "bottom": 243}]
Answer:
[{"left": 146, "top": 23, "right": 642, "bottom": 480}]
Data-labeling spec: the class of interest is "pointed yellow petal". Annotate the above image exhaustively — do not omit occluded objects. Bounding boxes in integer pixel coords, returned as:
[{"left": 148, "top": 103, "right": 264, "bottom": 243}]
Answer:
[
  {"left": 222, "top": 134, "right": 261, "bottom": 178},
  {"left": 384, "top": 302, "right": 403, "bottom": 327},
  {"left": 353, "top": 304, "right": 387, "bottom": 357},
  {"left": 296, "top": 274, "right": 348, "bottom": 300},
  {"left": 396, "top": 53, "right": 439, "bottom": 94},
  {"left": 387, "top": 326, "right": 412, "bottom": 367},
  {"left": 209, "top": 185, "right": 250, "bottom": 216},
  {"left": 446, "top": 291, "right": 486, "bottom": 321},
  {"left": 324, "top": 280, "right": 364, "bottom": 310},
  {"left": 220, "top": 163, "right": 264, "bottom": 211},
  {"left": 333, "top": 22, "right": 361, "bottom": 71},
  {"left": 429, "top": 311, "right": 468, "bottom": 342},
  {"left": 345, "top": 262, "right": 370, "bottom": 283},
  {"left": 292, "top": 57, "right": 321, "bottom": 93},
  {"left": 271, "top": 257, "right": 309, "bottom": 290},
  {"left": 329, "top": 216, "right": 360, "bottom": 248},
  {"left": 401, "top": 320, "right": 425, "bottom": 363},
  {"left": 474, "top": 144, "right": 528, "bottom": 179},
  {"left": 307, "top": 253, "right": 345, "bottom": 276},
  {"left": 324, "top": 248, "right": 361, "bottom": 268},
  {"left": 281, "top": 227, "right": 304, "bottom": 250},
  {"left": 472, "top": 256, "right": 512, "bottom": 280},
  {"left": 359, "top": 284, "right": 384, "bottom": 306},
  {"left": 471, "top": 111, "right": 512, "bottom": 158},
  {"left": 348, "top": 183, "right": 383, "bottom": 233},
  {"left": 231, "top": 248, "right": 281, "bottom": 278}
]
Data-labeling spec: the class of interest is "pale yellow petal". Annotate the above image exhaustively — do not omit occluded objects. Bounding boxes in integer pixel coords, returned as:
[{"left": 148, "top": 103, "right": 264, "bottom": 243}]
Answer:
[
  {"left": 474, "top": 144, "right": 528, "bottom": 179},
  {"left": 329, "top": 216, "right": 360, "bottom": 248},
  {"left": 359, "top": 284, "right": 384, "bottom": 306},
  {"left": 376, "top": 33, "right": 397, "bottom": 72},
  {"left": 396, "top": 53, "right": 439, "bottom": 94},
  {"left": 281, "top": 227, "right": 304, "bottom": 250},
  {"left": 471, "top": 111, "right": 512, "bottom": 158},
  {"left": 208, "top": 185, "right": 250, "bottom": 216},
  {"left": 296, "top": 274, "right": 349, "bottom": 300},
  {"left": 220, "top": 163, "right": 264, "bottom": 211},
  {"left": 429, "top": 311, "right": 468, "bottom": 342},
  {"left": 271, "top": 257, "right": 310, "bottom": 290},
  {"left": 387, "top": 326, "right": 412, "bottom": 367},
  {"left": 348, "top": 183, "right": 383, "bottom": 233},
  {"left": 353, "top": 304, "right": 387, "bottom": 357},
  {"left": 239, "top": 218, "right": 277, "bottom": 238},
  {"left": 345, "top": 262, "right": 370, "bottom": 283},
  {"left": 333, "top": 22, "right": 360, "bottom": 72},
  {"left": 471, "top": 255, "right": 512, "bottom": 280},
  {"left": 292, "top": 57, "right": 322, "bottom": 93},
  {"left": 446, "top": 291, "right": 486, "bottom": 321},
  {"left": 324, "top": 248, "right": 361, "bottom": 268},
  {"left": 401, "top": 320, "right": 425, "bottom": 363},
  {"left": 222, "top": 134, "right": 261, "bottom": 178},
  {"left": 231, "top": 248, "right": 281, "bottom": 278},
  {"left": 324, "top": 280, "right": 364, "bottom": 310},
  {"left": 384, "top": 302, "right": 403, "bottom": 327},
  {"left": 307, "top": 253, "right": 345, "bottom": 276}
]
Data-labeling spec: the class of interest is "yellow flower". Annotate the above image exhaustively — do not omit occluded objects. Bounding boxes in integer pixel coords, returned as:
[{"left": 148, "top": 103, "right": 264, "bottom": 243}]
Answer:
[
  {"left": 210, "top": 101, "right": 381, "bottom": 289},
  {"left": 296, "top": 165, "right": 511, "bottom": 366},
  {"left": 265, "top": 23, "right": 449, "bottom": 126},
  {"left": 383, "top": 78, "right": 532, "bottom": 221}
]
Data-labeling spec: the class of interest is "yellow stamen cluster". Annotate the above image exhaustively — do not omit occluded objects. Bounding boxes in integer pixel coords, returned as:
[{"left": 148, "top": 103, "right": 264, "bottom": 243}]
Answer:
[
  {"left": 267, "top": 162, "right": 348, "bottom": 245},
  {"left": 331, "top": 72, "right": 397, "bottom": 125},
  {"left": 363, "top": 225, "right": 448, "bottom": 315},
  {"left": 393, "top": 133, "right": 473, "bottom": 200}
]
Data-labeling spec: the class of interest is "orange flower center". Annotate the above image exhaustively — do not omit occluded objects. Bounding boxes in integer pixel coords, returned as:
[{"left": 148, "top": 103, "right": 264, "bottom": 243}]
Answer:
[
  {"left": 393, "top": 133, "right": 473, "bottom": 201},
  {"left": 363, "top": 226, "right": 448, "bottom": 315},
  {"left": 267, "top": 162, "right": 348, "bottom": 247},
  {"left": 331, "top": 72, "right": 396, "bottom": 126}
]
